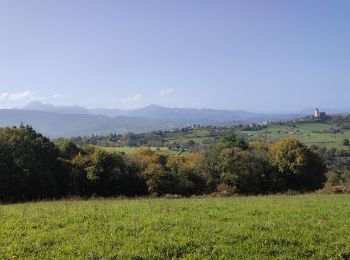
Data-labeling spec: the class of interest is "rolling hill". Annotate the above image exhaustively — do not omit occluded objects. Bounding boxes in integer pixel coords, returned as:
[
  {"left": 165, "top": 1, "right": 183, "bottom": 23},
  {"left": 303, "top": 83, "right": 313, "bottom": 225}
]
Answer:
[{"left": 0, "top": 102, "right": 306, "bottom": 137}]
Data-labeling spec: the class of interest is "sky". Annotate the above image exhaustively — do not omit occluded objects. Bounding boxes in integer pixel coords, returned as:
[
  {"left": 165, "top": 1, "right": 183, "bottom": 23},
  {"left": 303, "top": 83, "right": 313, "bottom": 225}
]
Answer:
[{"left": 0, "top": 0, "right": 349, "bottom": 113}]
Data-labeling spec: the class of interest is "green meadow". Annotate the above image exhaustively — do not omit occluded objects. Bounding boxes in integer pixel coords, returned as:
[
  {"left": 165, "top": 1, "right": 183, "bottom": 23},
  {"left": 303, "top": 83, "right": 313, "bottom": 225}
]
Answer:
[
  {"left": 1, "top": 194, "right": 350, "bottom": 259},
  {"left": 241, "top": 122, "right": 350, "bottom": 149},
  {"left": 163, "top": 128, "right": 215, "bottom": 144},
  {"left": 100, "top": 122, "right": 350, "bottom": 153}
]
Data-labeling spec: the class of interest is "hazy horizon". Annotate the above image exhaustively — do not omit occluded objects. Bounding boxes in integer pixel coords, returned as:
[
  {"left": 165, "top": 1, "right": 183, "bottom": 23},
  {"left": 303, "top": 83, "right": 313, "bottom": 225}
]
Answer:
[
  {"left": 0, "top": 100, "right": 346, "bottom": 116},
  {"left": 1, "top": 99, "right": 350, "bottom": 115},
  {"left": 1, "top": 1, "right": 349, "bottom": 113}
]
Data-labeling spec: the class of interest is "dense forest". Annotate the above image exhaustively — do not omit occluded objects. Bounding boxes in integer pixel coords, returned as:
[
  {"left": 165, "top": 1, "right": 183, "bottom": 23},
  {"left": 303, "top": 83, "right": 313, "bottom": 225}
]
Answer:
[{"left": 2, "top": 125, "right": 347, "bottom": 203}]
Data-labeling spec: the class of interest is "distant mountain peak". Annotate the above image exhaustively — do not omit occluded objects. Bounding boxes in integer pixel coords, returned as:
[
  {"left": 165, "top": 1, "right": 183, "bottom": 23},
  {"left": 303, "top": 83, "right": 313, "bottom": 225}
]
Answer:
[
  {"left": 23, "top": 102, "right": 90, "bottom": 115},
  {"left": 0, "top": 102, "right": 310, "bottom": 137},
  {"left": 24, "top": 101, "right": 53, "bottom": 109},
  {"left": 143, "top": 104, "right": 164, "bottom": 109}
]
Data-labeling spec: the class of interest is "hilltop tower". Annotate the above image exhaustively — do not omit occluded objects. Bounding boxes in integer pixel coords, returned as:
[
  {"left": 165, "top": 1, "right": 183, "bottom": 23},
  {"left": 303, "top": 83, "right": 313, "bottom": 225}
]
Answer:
[{"left": 314, "top": 108, "right": 320, "bottom": 118}]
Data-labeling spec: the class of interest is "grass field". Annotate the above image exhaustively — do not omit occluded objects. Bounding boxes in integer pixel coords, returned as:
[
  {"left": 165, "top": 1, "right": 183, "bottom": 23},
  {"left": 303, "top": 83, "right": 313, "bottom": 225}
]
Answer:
[
  {"left": 1, "top": 194, "right": 350, "bottom": 259},
  {"left": 163, "top": 128, "right": 215, "bottom": 144},
  {"left": 241, "top": 122, "right": 350, "bottom": 149},
  {"left": 96, "top": 122, "right": 350, "bottom": 156}
]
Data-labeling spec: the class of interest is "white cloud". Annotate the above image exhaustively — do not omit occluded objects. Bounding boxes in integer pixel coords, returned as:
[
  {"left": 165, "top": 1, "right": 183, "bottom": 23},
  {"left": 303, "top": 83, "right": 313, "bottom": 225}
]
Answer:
[
  {"left": 0, "top": 91, "right": 65, "bottom": 105},
  {"left": 0, "top": 90, "right": 32, "bottom": 101},
  {"left": 119, "top": 94, "right": 142, "bottom": 109},
  {"left": 120, "top": 94, "right": 141, "bottom": 103},
  {"left": 52, "top": 94, "right": 63, "bottom": 99},
  {"left": 0, "top": 90, "right": 59, "bottom": 107},
  {"left": 160, "top": 88, "right": 174, "bottom": 97}
]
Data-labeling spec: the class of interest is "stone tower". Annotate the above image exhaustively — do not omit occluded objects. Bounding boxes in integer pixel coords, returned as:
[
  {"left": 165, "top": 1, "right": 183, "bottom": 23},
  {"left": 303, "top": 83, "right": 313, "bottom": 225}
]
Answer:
[{"left": 314, "top": 108, "right": 320, "bottom": 118}]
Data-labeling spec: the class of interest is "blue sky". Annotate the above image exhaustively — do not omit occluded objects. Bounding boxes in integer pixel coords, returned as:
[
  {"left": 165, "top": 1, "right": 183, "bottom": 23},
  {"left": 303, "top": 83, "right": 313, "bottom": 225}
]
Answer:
[{"left": 0, "top": 0, "right": 349, "bottom": 112}]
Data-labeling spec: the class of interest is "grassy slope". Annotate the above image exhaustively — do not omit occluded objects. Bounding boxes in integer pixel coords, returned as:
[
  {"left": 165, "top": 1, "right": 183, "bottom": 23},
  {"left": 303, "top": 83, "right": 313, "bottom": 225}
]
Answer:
[
  {"left": 101, "top": 122, "right": 350, "bottom": 154},
  {"left": 241, "top": 122, "right": 350, "bottom": 149},
  {"left": 98, "top": 129, "right": 213, "bottom": 155},
  {"left": 163, "top": 129, "right": 214, "bottom": 144},
  {"left": 1, "top": 195, "right": 350, "bottom": 259}
]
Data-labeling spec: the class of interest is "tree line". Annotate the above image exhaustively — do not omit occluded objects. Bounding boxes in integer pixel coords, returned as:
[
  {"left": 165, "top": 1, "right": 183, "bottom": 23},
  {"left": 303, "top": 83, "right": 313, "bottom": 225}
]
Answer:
[
  {"left": 0, "top": 125, "right": 328, "bottom": 203},
  {"left": 56, "top": 128, "right": 234, "bottom": 150}
]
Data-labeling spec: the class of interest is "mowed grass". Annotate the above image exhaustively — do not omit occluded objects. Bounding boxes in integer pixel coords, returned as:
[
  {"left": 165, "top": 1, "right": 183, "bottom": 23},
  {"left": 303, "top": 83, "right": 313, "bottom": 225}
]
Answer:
[
  {"left": 241, "top": 122, "right": 350, "bottom": 149},
  {"left": 1, "top": 195, "right": 350, "bottom": 259}
]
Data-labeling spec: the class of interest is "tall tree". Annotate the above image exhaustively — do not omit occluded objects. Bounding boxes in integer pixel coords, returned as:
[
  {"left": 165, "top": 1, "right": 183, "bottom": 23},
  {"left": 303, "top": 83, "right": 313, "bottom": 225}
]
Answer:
[
  {"left": 269, "top": 138, "right": 327, "bottom": 191},
  {"left": 0, "top": 125, "right": 67, "bottom": 202}
]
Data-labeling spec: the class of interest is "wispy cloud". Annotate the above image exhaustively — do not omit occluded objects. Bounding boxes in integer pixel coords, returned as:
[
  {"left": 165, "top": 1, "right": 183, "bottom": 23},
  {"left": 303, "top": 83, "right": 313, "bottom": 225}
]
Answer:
[
  {"left": 0, "top": 90, "right": 32, "bottom": 101},
  {"left": 119, "top": 94, "right": 142, "bottom": 109},
  {"left": 160, "top": 88, "right": 174, "bottom": 97},
  {"left": 0, "top": 90, "right": 62, "bottom": 107},
  {"left": 52, "top": 94, "right": 63, "bottom": 99}
]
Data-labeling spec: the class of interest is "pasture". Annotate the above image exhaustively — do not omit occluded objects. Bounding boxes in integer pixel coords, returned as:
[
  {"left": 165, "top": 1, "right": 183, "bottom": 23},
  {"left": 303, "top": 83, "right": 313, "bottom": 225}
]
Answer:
[
  {"left": 1, "top": 194, "right": 350, "bottom": 259},
  {"left": 241, "top": 122, "right": 350, "bottom": 149},
  {"left": 163, "top": 128, "right": 215, "bottom": 144},
  {"left": 97, "top": 122, "right": 350, "bottom": 154}
]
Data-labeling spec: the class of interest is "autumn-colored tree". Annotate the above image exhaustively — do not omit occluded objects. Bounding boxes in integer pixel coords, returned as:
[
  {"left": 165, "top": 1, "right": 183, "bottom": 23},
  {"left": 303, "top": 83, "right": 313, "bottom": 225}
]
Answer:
[
  {"left": 143, "top": 162, "right": 176, "bottom": 195},
  {"left": 167, "top": 154, "right": 207, "bottom": 195},
  {"left": 269, "top": 137, "right": 326, "bottom": 191},
  {"left": 0, "top": 126, "right": 332, "bottom": 202},
  {"left": 132, "top": 148, "right": 167, "bottom": 168}
]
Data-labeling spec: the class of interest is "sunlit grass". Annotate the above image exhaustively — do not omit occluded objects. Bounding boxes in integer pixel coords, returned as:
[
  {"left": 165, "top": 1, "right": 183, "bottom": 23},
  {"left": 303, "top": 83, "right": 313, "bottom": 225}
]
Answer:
[
  {"left": 241, "top": 122, "right": 350, "bottom": 149},
  {"left": 1, "top": 194, "right": 350, "bottom": 259}
]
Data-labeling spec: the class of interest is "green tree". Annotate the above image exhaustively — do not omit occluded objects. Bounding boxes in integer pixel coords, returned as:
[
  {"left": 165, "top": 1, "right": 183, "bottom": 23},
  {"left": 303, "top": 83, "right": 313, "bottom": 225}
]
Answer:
[
  {"left": 203, "top": 134, "right": 249, "bottom": 191},
  {"left": 70, "top": 148, "right": 146, "bottom": 196},
  {"left": 0, "top": 125, "right": 67, "bottom": 202},
  {"left": 219, "top": 148, "right": 273, "bottom": 194},
  {"left": 58, "top": 141, "right": 82, "bottom": 160}
]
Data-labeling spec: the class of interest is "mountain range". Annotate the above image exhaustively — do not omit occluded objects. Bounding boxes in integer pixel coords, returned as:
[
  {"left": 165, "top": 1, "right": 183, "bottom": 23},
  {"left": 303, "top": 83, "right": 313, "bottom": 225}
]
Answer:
[
  {"left": 0, "top": 102, "right": 318, "bottom": 137},
  {"left": 23, "top": 102, "right": 274, "bottom": 120}
]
